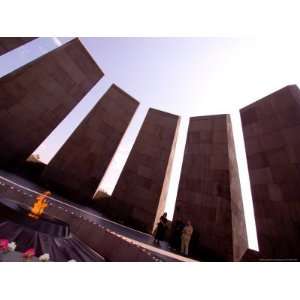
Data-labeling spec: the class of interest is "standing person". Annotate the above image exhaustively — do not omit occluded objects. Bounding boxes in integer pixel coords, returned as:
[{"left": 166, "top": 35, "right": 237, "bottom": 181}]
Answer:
[
  {"left": 154, "top": 213, "right": 168, "bottom": 246},
  {"left": 171, "top": 220, "right": 184, "bottom": 252},
  {"left": 181, "top": 220, "right": 193, "bottom": 256}
]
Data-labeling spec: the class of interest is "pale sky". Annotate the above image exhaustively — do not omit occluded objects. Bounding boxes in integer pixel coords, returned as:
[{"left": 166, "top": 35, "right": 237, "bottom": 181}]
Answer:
[{"left": 2, "top": 37, "right": 300, "bottom": 250}]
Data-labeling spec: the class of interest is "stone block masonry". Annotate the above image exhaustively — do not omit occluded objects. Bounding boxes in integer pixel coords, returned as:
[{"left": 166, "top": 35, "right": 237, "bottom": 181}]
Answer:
[
  {"left": 111, "top": 108, "right": 180, "bottom": 233},
  {"left": 240, "top": 85, "right": 300, "bottom": 260},
  {"left": 0, "top": 38, "right": 104, "bottom": 166},
  {"left": 173, "top": 114, "right": 247, "bottom": 261},
  {"left": 0, "top": 37, "right": 36, "bottom": 55},
  {"left": 42, "top": 84, "right": 139, "bottom": 203}
]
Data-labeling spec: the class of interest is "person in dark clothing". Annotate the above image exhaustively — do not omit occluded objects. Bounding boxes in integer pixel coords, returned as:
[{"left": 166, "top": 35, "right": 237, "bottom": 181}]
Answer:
[
  {"left": 171, "top": 220, "right": 185, "bottom": 252},
  {"left": 154, "top": 213, "right": 168, "bottom": 246}
]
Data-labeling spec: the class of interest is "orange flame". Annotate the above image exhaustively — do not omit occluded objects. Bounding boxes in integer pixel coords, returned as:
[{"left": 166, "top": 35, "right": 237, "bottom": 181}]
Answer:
[{"left": 28, "top": 191, "right": 51, "bottom": 219}]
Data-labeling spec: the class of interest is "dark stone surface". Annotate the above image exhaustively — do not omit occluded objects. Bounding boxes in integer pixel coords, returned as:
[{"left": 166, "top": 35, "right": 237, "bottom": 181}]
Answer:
[
  {"left": 240, "top": 85, "right": 300, "bottom": 260},
  {"left": 0, "top": 220, "right": 105, "bottom": 261},
  {"left": 0, "top": 197, "right": 70, "bottom": 237},
  {"left": 241, "top": 249, "right": 261, "bottom": 262},
  {"left": 110, "top": 108, "right": 180, "bottom": 233},
  {"left": 0, "top": 170, "right": 192, "bottom": 261},
  {"left": 42, "top": 85, "right": 139, "bottom": 203},
  {"left": 173, "top": 114, "right": 247, "bottom": 261},
  {"left": 227, "top": 116, "right": 248, "bottom": 261},
  {"left": 0, "top": 38, "right": 103, "bottom": 166},
  {"left": 0, "top": 177, "right": 156, "bottom": 262},
  {"left": 0, "top": 37, "right": 36, "bottom": 55}
]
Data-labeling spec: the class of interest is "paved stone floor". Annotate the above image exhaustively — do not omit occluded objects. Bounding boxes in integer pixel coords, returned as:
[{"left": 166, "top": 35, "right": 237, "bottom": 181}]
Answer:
[{"left": 0, "top": 170, "right": 196, "bottom": 262}]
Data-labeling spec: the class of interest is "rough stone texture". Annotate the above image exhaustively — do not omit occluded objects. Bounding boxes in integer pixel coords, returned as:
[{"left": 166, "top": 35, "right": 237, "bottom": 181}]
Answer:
[
  {"left": 0, "top": 38, "right": 103, "bottom": 166},
  {"left": 0, "top": 37, "right": 36, "bottom": 55},
  {"left": 240, "top": 84, "right": 300, "bottom": 260},
  {"left": 173, "top": 114, "right": 247, "bottom": 261},
  {"left": 42, "top": 85, "right": 139, "bottom": 203},
  {"left": 111, "top": 108, "right": 180, "bottom": 233}
]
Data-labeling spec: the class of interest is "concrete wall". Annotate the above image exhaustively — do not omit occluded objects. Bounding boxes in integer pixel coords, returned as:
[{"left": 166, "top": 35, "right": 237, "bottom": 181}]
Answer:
[
  {"left": 0, "top": 38, "right": 103, "bottom": 166},
  {"left": 0, "top": 37, "right": 36, "bottom": 55},
  {"left": 42, "top": 85, "right": 139, "bottom": 203},
  {"left": 111, "top": 108, "right": 180, "bottom": 233},
  {"left": 240, "top": 85, "right": 300, "bottom": 259},
  {"left": 173, "top": 114, "right": 247, "bottom": 261}
]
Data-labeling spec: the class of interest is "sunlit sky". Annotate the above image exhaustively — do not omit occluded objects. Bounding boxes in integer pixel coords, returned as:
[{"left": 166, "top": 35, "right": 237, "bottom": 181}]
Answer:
[{"left": 2, "top": 37, "right": 300, "bottom": 250}]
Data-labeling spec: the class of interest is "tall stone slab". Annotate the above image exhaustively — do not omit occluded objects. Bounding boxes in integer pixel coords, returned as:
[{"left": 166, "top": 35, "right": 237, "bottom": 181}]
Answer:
[
  {"left": 111, "top": 108, "right": 180, "bottom": 233},
  {"left": 0, "top": 37, "right": 36, "bottom": 55},
  {"left": 240, "top": 85, "right": 300, "bottom": 260},
  {"left": 0, "top": 38, "right": 103, "bottom": 166},
  {"left": 173, "top": 114, "right": 247, "bottom": 261},
  {"left": 227, "top": 116, "right": 248, "bottom": 261},
  {"left": 42, "top": 85, "right": 139, "bottom": 203}
]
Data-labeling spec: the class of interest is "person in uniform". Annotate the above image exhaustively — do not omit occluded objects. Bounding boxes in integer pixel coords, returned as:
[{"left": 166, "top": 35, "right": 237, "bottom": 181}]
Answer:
[{"left": 180, "top": 220, "right": 193, "bottom": 256}]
